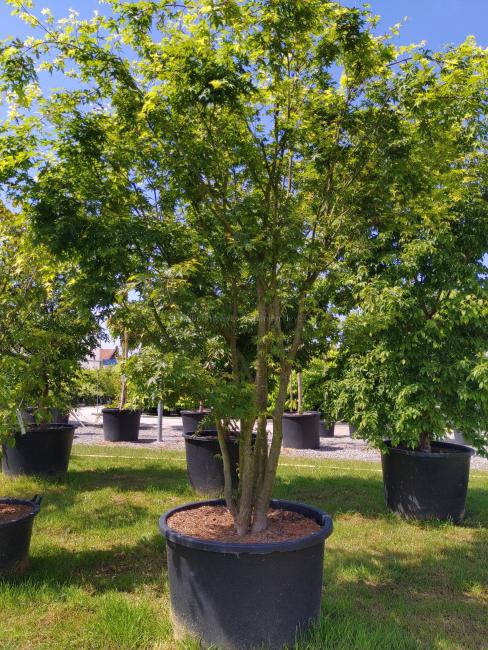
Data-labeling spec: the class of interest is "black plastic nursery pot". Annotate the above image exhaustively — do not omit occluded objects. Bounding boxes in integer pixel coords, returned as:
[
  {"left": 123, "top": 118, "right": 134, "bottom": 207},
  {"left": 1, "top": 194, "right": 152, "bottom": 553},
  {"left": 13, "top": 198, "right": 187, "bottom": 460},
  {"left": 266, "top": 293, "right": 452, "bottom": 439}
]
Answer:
[
  {"left": 181, "top": 409, "right": 211, "bottom": 434},
  {"left": 2, "top": 425, "right": 76, "bottom": 477},
  {"left": 102, "top": 408, "right": 141, "bottom": 442},
  {"left": 50, "top": 409, "right": 70, "bottom": 425},
  {"left": 381, "top": 440, "right": 475, "bottom": 522},
  {"left": 184, "top": 432, "right": 239, "bottom": 495},
  {"left": 0, "top": 495, "right": 42, "bottom": 576},
  {"left": 282, "top": 411, "right": 320, "bottom": 449},
  {"left": 21, "top": 407, "right": 69, "bottom": 426},
  {"left": 320, "top": 420, "right": 335, "bottom": 438},
  {"left": 160, "top": 498, "right": 333, "bottom": 650}
]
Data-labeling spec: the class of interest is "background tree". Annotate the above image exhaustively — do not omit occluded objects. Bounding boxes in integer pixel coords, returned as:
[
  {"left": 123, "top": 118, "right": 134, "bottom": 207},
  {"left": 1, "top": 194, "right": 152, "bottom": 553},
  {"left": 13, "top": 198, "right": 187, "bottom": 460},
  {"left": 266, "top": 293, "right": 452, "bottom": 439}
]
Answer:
[
  {"left": 333, "top": 41, "right": 488, "bottom": 454},
  {"left": 73, "top": 366, "right": 121, "bottom": 407},
  {"left": 0, "top": 205, "right": 99, "bottom": 436},
  {"left": 124, "top": 346, "right": 209, "bottom": 414}
]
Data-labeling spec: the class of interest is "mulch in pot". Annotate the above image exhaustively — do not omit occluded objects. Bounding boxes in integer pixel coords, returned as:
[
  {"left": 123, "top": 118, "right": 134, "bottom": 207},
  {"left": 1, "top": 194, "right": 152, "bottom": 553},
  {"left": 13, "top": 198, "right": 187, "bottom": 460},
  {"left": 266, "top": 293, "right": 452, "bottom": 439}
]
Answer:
[
  {"left": 168, "top": 504, "right": 320, "bottom": 544},
  {"left": 0, "top": 503, "right": 34, "bottom": 524}
]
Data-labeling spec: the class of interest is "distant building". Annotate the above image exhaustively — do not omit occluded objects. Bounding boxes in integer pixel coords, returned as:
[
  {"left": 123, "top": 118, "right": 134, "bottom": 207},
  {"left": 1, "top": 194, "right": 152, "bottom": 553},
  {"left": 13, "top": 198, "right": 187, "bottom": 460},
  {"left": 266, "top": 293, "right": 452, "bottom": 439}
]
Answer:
[{"left": 82, "top": 347, "right": 118, "bottom": 370}]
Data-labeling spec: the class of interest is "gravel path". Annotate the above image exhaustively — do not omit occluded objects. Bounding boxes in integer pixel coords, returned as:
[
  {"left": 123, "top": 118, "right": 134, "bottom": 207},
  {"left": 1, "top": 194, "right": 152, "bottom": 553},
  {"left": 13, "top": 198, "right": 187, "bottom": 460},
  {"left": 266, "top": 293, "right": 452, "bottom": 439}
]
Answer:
[{"left": 71, "top": 407, "right": 488, "bottom": 471}]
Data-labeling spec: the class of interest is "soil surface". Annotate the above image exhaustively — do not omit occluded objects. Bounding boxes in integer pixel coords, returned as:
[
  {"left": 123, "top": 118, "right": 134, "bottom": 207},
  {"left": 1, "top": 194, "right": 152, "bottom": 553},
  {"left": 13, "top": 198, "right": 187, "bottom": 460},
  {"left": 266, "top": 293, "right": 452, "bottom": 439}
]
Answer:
[
  {"left": 0, "top": 503, "right": 33, "bottom": 524},
  {"left": 167, "top": 505, "right": 321, "bottom": 543}
]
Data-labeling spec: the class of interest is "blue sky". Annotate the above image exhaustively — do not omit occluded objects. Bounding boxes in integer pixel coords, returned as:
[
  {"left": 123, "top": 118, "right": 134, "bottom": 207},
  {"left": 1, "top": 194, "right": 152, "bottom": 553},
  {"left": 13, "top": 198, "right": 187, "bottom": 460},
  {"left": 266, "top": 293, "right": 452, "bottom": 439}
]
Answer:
[
  {"left": 355, "top": 0, "right": 488, "bottom": 49},
  {"left": 1, "top": 0, "right": 487, "bottom": 48}
]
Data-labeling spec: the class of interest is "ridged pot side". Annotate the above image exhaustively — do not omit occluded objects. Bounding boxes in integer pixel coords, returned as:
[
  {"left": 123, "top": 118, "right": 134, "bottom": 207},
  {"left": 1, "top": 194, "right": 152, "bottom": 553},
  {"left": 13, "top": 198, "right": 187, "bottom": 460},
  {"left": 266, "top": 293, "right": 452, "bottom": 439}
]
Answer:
[
  {"left": 381, "top": 440, "right": 475, "bottom": 522},
  {"left": 159, "top": 498, "right": 333, "bottom": 650}
]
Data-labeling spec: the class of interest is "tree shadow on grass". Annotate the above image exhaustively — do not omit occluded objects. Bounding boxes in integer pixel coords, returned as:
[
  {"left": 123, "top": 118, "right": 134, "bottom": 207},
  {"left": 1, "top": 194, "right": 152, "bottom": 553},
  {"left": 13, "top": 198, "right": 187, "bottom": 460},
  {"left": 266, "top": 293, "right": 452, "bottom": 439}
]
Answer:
[
  {"left": 23, "top": 463, "right": 192, "bottom": 522},
  {"left": 63, "top": 501, "right": 153, "bottom": 531},
  {"left": 273, "top": 472, "right": 488, "bottom": 528},
  {"left": 12, "top": 523, "right": 487, "bottom": 649},
  {"left": 32, "top": 463, "right": 188, "bottom": 498},
  {"left": 65, "top": 463, "right": 189, "bottom": 493},
  {"left": 2, "top": 465, "right": 486, "bottom": 649},
  {"left": 274, "top": 471, "right": 387, "bottom": 519},
  {"left": 27, "top": 463, "right": 488, "bottom": 535},
  {"left": 4, "top": 534, "right": 169, "bottom": 596},
  {"left": 311, "top": 529, "right": 488, "bottom": 650},
  {"left": 273, "top": 471, "right": 488, "bottom": 647}
]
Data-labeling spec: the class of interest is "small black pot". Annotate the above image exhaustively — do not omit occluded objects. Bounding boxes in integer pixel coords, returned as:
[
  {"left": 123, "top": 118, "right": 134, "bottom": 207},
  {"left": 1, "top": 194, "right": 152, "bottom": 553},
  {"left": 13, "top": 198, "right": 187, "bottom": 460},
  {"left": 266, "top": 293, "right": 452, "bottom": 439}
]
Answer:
[
  {"left": 0, "top": 495, "right": 42, "bottom": 576},
  {"left": 320, "top": 421, "right": 335, "bottom": 438},
  {"left": 2, "top": 425, "right": 75, "bottom": 477},
  {"left": 21, "top": 408, "right": 69, "bottom": 426},
  {"left": 160, "top": 498, "right": 333, "bottom": 650},
  {"left": 102, "top": 409, "right": 141, "bottom": 442},
  {"left": 282, "top": 411, "right": 320, "bottom": 449},
  {"left": 381, "top": 440, "right": 475, "bottom": 522},
  {"left": 50, "top": 409, "right": 70, "bottom": 425},
  {"left": 184, "top": 432, "right": 239, "bottom": 495},
  {"left": 181, "top": 409, "right": 212, "bottom": 434}
]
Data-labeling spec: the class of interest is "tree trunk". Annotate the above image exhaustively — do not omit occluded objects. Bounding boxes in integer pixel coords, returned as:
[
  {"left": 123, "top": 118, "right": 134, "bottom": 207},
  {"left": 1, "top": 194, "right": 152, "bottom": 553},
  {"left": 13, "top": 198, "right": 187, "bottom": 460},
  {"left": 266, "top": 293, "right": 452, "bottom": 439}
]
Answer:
[
  {"left": 251, "top": 363, "right": 290, "bottom": 532},
  {"left": 119, "top": 329, "right": 128, "bottom": 410},
  {"left": 251, "top": 292, "right": 308, "bottom": 532},
  {"left": 289, "top": 371, "right": 294, "bottom": 411},
  {"left": 235, "top": 417, "right": 256, "bottom": 536},
  {"left": 234, "top": 279, "right": 269, "bottom": 535},
  {"left": 39, "top": 378, "right": 50, "bottom": 427},
  {"left": 119, "top": 377, "right": 127, "bottom": 410},
  {"left": 216, "top": 418, "right": 237, "bottom": 519},
  {"left": 252, "top": 415, "right": 268, "bottom": 502},
  {"left": 419, "top": 431, "right": 431, "bottom": 452},
  {"left": 297, "top": 371, "right": 303, "bottom": 414}
]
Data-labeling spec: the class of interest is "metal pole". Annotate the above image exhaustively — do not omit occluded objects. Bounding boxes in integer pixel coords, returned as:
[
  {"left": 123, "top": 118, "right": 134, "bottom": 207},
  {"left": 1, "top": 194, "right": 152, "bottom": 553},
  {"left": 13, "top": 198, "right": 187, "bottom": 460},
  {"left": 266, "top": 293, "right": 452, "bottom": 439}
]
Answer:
[{"left": 157, "top": 400, "right": 163, "bottom": 442}]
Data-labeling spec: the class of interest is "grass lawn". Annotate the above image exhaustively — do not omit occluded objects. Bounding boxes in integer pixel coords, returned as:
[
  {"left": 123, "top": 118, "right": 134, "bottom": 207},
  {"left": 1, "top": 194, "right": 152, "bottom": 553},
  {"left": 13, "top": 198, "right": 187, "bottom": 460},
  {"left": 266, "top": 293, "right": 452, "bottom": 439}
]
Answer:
[{"left": 0, "top": 445, "right": 487, "bottom": 650}]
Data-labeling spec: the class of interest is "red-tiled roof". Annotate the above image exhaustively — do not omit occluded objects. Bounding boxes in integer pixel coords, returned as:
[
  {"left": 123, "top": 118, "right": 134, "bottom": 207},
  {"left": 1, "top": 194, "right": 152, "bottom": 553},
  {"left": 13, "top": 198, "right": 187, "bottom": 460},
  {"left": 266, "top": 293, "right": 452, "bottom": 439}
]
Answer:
[{"left": 99, "top": 348, "right": 117, "bottom": 361}]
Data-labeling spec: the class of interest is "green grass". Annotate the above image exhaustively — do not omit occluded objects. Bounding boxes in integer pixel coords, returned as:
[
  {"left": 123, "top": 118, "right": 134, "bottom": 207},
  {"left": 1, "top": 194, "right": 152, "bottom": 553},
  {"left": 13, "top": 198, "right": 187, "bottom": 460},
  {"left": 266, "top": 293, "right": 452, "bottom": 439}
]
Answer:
[{"left": 0, "top": 445, "right": 487, "bottom": 650}]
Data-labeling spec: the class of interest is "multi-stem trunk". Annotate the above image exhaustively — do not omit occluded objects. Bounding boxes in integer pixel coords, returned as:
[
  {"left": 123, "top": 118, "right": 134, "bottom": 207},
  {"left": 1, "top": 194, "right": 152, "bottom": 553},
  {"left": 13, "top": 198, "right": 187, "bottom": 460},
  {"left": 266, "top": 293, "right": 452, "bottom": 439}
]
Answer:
[
  {"left": 251, "top": 292, "right": 309, "bottom": 532},
  {"left": 218, "top": 283, "right": 308, "bottom": 536},
  {"left": 232, "top": 280, "right": 270, "bottom": 535},
  {"left": 216, "top": 279, "right": 272, "bottom": 536},
  {"left": 251, "top": 361, "right": 290, "bottom": 532},
  {"left": 119, "top": 329, "right": 128, "bottom": 410}
]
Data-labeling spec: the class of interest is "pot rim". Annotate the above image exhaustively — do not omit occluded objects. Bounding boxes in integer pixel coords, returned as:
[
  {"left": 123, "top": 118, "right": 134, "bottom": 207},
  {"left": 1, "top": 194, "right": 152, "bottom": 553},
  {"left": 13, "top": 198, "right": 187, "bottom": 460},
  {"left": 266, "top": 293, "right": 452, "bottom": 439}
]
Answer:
[
  {"left": 101, "top": 408, "right": 141, "bottom": 414},
  {"left": 0, "top": 495, "right": 42, "bottom": 528},
  {"left": 10, "top": 424, "right": 77, "bottom": 436},
  {"left": 183, "top": 432, "right": 252, "bottom": 441},
  {"left": 183, "top": 431, "right": 239, "bottom": 442},
  {"left": 383, "top": 439, "right": 475, "bottom": 458},
  {"left": 283, "top": 411, "right": 320, "bottom": 418},
  {"left": 160, "top": 498, "right": 333, "bottom": 555},
  {"left": 180, "top": 409, "right": 212, "bottom": 415}
]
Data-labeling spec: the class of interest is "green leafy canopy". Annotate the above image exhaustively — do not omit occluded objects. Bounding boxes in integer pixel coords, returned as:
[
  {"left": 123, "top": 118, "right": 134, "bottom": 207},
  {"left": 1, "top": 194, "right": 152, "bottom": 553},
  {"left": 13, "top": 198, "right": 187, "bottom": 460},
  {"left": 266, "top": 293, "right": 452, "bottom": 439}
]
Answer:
[{"left": 1, "top": 0, "right": 487, "bottom": 525}]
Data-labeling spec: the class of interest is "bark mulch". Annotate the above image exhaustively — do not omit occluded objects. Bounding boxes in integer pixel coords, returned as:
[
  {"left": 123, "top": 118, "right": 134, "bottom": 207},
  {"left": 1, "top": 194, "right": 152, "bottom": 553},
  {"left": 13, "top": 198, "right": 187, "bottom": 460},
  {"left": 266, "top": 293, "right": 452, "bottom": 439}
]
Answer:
[{"left": 168, "top": 504, "right": 321, "bottom": 543}]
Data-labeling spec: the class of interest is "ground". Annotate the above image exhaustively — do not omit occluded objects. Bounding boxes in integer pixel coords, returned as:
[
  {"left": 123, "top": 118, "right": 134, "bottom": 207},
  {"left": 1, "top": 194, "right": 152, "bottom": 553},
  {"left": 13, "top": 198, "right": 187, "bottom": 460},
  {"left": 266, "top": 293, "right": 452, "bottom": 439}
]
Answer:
[
  {"left": 72, "top": 406, "right": 488, "bottom": 470},
  {"left": 0, "top": 444, "right": 487, "bottom": 649}
]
